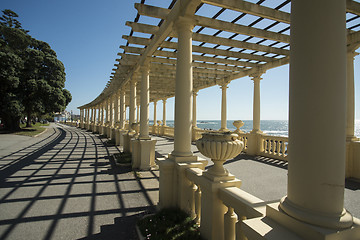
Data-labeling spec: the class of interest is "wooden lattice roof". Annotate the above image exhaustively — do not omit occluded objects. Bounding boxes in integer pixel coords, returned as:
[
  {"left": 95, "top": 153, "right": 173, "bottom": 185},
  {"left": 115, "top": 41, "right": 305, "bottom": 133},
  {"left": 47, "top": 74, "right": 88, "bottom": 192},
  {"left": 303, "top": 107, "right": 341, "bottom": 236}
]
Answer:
[{"left": 79, "top": 0, "right": 360, "bottom": 108}]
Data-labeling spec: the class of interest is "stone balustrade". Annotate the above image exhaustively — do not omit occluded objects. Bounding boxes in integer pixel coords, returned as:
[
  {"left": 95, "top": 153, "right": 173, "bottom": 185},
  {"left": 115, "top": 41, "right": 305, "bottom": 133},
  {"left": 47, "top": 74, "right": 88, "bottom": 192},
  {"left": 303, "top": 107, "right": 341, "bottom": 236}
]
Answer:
[
  {"left": 237, "top": 133, "right": 249, "bottom": 152},
  {"left": 184, "top": 165, "right": 269, "bottom": 240},
  {"left": 260, "top": 135, "right": 288, "bottom": 161}
]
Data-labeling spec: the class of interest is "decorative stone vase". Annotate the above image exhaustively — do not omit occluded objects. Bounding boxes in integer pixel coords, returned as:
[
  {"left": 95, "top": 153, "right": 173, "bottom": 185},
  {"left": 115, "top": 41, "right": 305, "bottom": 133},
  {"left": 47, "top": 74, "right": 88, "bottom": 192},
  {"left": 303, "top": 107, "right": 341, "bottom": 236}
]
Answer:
[
  {"left": 196, "top": 132, "right": 244, "bottom": 178},
  {"left": 233, "top": 120, "right": 244, "bottom": 135}
]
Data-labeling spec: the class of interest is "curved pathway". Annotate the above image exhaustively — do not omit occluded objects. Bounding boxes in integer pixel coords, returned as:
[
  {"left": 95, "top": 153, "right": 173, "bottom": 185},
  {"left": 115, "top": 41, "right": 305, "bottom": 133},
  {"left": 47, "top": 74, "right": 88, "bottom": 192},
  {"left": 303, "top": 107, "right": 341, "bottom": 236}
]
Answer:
[{"left": 0, "top": 123, "right": 158, "bottom": 240}]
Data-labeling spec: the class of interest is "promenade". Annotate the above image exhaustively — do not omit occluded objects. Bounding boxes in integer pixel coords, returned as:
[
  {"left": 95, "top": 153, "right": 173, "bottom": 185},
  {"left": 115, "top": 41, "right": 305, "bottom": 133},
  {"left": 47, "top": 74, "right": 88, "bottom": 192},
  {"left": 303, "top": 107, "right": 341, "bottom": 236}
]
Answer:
[
  {"left": 0, "top": 123, "right": 158, "bottom": 240},
  {"left": 0, "top": 123, "right": 359, "bottom": 240}
]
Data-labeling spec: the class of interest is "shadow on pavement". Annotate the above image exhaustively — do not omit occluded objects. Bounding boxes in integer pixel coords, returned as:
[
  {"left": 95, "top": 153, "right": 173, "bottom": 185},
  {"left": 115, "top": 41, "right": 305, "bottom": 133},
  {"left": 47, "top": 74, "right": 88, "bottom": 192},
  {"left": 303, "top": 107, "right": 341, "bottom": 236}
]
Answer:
[{"left": 0, "top": 124, "right": 158, "bottom": 240}]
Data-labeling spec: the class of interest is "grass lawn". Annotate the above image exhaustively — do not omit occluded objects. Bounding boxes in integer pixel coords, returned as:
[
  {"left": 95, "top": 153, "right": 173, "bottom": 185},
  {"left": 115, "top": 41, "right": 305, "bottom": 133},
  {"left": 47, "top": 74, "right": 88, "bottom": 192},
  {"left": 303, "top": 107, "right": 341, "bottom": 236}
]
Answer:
[{"left": 14, "top": 122, "right": 50, "bottom": 137}]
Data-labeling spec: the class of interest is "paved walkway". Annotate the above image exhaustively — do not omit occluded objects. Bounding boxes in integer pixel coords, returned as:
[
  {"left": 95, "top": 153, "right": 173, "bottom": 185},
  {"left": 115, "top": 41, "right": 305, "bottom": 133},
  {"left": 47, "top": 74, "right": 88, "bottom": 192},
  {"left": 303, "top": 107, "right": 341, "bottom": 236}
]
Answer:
[
  {"left": 0, "top": 124, "right": 359, "bottom": 240},
  {"left": 152, "top": 135, "right": 360, "bottom": 218},
  {"left": 0, "top": 124, "right": 158, "bottom": 240}
]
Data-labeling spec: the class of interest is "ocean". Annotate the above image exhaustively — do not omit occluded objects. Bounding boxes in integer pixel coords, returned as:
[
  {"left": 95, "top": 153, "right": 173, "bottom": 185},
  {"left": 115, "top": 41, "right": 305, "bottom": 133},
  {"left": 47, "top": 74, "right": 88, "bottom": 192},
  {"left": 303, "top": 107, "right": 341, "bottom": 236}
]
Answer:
[{"left": 152, "top": 119, "right": 360, "bottom": 138}]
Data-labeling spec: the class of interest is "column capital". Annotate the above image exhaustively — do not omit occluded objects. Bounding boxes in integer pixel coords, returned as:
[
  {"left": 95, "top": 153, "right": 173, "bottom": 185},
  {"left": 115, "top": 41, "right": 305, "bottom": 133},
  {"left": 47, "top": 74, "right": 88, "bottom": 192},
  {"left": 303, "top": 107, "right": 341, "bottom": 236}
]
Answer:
[
  {"left": 250, "top": 72, "right": 264, "bottom": 81},
  {"left": 140, "top": 62, "right": 151, "bottom": 73},
  {"left": 219, "top": 83, "right": 229, "bottom": 89},
  {"left": 347, "top": 49, "right": 359, "bottom": 59},
  {"left": 174, "top": 16, "right": 196, "bottom": 33},
  {"left": 130, "top": 75, "right": 138, "bottom": 85},
  {"left": 193, "top": 90, "right": 198, "bottom": 97},
  {"left": 162, "top": 98, "right": 167, "bottom": 103}
]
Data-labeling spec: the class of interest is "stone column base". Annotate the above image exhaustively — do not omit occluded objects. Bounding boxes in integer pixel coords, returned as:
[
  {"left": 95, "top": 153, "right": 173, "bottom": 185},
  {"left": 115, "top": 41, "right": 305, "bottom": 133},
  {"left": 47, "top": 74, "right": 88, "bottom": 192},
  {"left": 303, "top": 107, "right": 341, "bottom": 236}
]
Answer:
[
  {"left": 242, "top": 202, "right": 360, "bottom": 240},
  {"left": 156, "top": 156, "right": 207, "bottom": 210},
  {"left": 246, "top": 131, "right": 264, "bottom": 155},
  {"left": 123, "top": 133, "right": 135, "bottom": 153},
  {"left": 131, "top": 139, "right": 157, "bottom": 170},
  {"left": 110, "top": 128, "right": 116, "bottom": 141},
  {"left": 107, "top": 127, "right": 111, "bottom": 138},
  {"left": 100, "top": 126, "right": 105, "bottom": 136},
  {"left": 346, "top": 140, "right": 360, "bottom": 180},
  {"left": 115, "top": 129, "right": 121, "bottom": 146},
  {"left": 93, "top": 125, "right": 99, "bottom": 133}
]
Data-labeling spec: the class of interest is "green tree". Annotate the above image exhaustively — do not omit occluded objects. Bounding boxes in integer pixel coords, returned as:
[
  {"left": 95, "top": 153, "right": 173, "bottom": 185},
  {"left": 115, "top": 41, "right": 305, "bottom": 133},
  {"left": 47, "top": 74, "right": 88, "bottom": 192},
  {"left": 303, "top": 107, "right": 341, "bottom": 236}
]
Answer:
[{"left": 0, "top": 9, "right": 72, "bottom": 130}]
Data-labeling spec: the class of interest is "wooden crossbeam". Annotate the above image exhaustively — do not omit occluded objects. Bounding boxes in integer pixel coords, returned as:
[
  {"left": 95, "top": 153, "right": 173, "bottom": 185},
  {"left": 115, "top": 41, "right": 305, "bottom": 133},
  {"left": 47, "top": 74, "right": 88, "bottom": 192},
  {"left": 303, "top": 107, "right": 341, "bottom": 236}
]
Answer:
[
  {"left": 135, "top": 4, "right": 290, "bottom": 43},
  {"left": 123, "top": 35, "right": 277, "bottom": 62},
  {"left": 202, "top": 0, "right": 290, "bottom": 24},
  {"left": 126, "top": 21, "right": 289, "bottom": 56}
]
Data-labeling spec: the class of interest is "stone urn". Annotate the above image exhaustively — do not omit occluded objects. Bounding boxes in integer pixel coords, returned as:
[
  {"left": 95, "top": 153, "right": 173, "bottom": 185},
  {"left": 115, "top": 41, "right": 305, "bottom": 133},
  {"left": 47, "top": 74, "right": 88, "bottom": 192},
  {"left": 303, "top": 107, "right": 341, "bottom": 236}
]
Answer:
[{"left": 196, "top": 132, "right": 244, "bottom": 179}]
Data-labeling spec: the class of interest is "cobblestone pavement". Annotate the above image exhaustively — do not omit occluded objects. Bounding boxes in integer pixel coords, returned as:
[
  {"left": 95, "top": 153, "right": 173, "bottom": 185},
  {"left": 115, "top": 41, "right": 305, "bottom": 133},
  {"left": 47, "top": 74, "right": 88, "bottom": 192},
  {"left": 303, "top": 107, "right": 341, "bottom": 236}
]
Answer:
[{"left": 0, "top": 123, "right": 158, "bottom": 240}]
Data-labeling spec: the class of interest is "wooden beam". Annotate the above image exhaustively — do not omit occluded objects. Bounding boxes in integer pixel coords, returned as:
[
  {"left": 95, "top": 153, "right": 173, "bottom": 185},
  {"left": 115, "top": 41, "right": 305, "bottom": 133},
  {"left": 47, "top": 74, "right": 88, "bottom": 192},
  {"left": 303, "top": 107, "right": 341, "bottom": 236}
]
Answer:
[
  {"left": 135, "top": 4, "right": 290, "bottom": 43},
  {"left": 202, "top": 0, "right": 290, "bottom": 24},
  {"left": 347, "top": 0, "right": 360, "bottom": 16},
  {"left": 126, "top": 21, "right": 289, "bottom": 56},
  {"left": 124, "top": 33, "right": 277, "bottom": 62}
]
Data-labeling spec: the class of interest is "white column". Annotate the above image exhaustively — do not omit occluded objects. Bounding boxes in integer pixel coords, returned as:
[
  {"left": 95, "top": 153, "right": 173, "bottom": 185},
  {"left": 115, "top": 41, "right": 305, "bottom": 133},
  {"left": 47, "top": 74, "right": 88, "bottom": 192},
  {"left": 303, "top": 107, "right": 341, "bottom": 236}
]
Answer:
[
  {"left": 346, "top": 50, "right": 357, "bottom": 140},
  {"left": 140, "top": 65, "right": 150, "bottom": 139},
  {"left": 86, "top": 109, "right": 90, "bottom": 124},
  {"left": 219, "top": 83, "right": 228, "bottom": 131},
  {"left": 172, "top": 17, "right": 195, "bottom": 157},
  {"left": 100, "top": 103, "right": 104, "bottom": 125},
  {"left": 250, "top": 74, "right": 262, "bottom": 133},
  {"left": 94, "top": 108, "right": 96, "bottom": 123},
  {"left": 162, "top": 99, "right": 167, "bottom": 126},
  {"left": 120, "top": 89, "right": 125, "bottom": 129},
  {"left": 153, "top": 101, "right": 157, "bottom": 126},
  {"left": 137, "top": 104, "right": 140, "bottom": 123},
  {"left": 109, "top": 96, "right": 114, "bottom": 127},
  {"left": 279, "top": 0, "right": 353, "bottom": 229},
  {"left": 88, "top": 109, "right": 91, "bottom": 124},
  {"left": 129, "top": 78, "right": 137, "bottom": 131},
  {"left": 97, "top": 105, "right": 100, "bottom": 124},
  {"left": 114, "top": 91, "right": 119, "bottom": 127},
  {"left": 80, "top": 109, "right": 83, "bottom": 124},
  {"left": 192, "top": 91, "right": 197, "bottom": 128}
]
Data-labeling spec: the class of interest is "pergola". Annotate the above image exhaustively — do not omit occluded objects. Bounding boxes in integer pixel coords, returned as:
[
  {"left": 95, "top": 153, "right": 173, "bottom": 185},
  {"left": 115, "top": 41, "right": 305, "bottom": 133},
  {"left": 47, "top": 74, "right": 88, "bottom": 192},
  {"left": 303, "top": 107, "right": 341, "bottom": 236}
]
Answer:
[
  {"left": 77, "top": 1, "right": 360, "bottom": 239},
  {"left": 79, "top": 0, "right": 360, "bottom": 108}
]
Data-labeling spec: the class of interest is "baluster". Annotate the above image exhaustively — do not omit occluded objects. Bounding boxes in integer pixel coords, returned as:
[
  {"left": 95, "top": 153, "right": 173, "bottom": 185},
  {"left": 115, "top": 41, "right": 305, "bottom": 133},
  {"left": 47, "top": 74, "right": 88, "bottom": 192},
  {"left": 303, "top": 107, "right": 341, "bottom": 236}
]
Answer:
[
  {"left": 224, "top": 206, "right": 237, "bottom": 240},
  {"left": 263, "top": 139, "right": 267, "bottom": 153},
  {"left": 277, "top": 140, "right": 281, "bottom": 156},
  {"left": 190, "top": 183, "right": 197, "bottom": 219},
  {"left": 195, "top": 185, "right": 201, "bottom": 225},
  {"left": 234, "top": 210, "right": 247, "bottom": 240},
  {"left": 272, "top": 140, "right": 276, "bottom": 155}
]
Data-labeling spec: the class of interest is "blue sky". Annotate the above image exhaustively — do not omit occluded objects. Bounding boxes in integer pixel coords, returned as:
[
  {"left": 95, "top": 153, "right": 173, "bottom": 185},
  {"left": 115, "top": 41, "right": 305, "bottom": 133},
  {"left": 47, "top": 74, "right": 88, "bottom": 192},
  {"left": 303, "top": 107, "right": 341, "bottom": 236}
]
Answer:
[{"left": 2, "top": 0, "right": 359, "bottom": 121}]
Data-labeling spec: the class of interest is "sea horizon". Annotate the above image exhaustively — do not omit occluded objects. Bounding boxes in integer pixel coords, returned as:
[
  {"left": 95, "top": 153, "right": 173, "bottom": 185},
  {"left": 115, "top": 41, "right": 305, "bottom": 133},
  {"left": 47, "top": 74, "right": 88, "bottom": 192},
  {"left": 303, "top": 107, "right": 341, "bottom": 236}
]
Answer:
[{"left": 150, "top": 119, "right": 360, "bottom": 138}]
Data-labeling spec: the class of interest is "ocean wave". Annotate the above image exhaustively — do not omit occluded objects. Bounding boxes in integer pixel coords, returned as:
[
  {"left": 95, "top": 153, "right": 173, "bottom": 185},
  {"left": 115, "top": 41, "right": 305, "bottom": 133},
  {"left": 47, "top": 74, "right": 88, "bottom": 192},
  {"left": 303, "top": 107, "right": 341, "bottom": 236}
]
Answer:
[
  {"left": 197, "top": 121, "right": 217, "bottom": 125},
  {"left": 263, "top": 130, "right": 288, "bottom": 137}
]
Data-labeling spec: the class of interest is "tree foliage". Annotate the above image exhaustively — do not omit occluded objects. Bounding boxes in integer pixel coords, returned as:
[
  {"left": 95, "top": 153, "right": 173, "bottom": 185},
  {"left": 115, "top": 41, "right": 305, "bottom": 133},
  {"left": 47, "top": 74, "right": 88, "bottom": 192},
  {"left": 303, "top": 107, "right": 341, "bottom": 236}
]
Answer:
[{"left": 0, "top": 9, "right": 72, "bottom": 130}]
